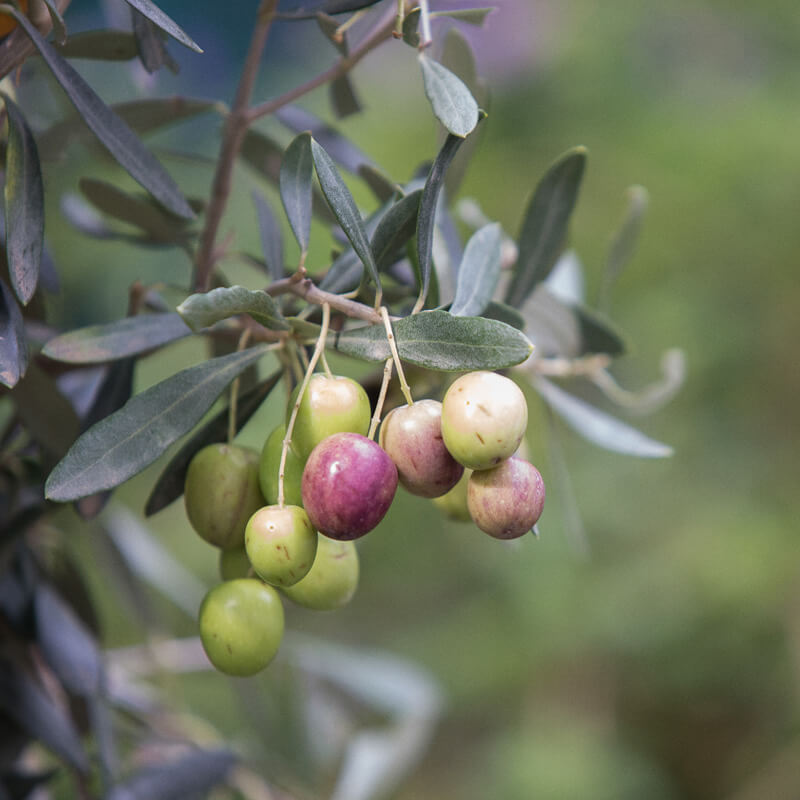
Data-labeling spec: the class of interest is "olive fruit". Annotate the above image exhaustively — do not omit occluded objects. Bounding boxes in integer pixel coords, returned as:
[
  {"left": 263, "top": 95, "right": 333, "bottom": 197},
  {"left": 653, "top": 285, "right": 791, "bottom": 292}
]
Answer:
[
  {"left": 245, "top": 505, "right": 318, "bottom": 587},
  {"left": 259, "top": 424, "right": 305, "bottom": 506},
  {"left": 184, "top": 444, "right": 265, "bottom": 549},
  {"left": 288, "top": 374, "right": 371, "bottom": 459},
  {"left": 198, "top": 579, "right": 284, "bottom": 676},
  {"left": 467, "top": 457, "right": 545, "bottom": 539},
  {"left": 302, "top": 432, "right": 398, "bottom": 540},
  {"left": 379, "top": 399, "right": 464, "bottom": 498},
  {"left": 441, "top": 371, "right": 528, "bottom": 470},
  {"left": 282, "top": 535, "right": 359, "bottom": 610},
  {"left": 219, "top": 546, "right": 252, "bottom": 580},
  {"left": 432, "top": 468, "right": 473, "bottom": 522}
]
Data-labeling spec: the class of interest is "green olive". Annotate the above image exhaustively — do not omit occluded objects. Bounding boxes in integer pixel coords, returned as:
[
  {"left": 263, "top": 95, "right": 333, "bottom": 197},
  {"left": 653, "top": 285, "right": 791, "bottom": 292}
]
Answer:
[{"left": 258, "top": 423, "right": 305, "bottom": 506}]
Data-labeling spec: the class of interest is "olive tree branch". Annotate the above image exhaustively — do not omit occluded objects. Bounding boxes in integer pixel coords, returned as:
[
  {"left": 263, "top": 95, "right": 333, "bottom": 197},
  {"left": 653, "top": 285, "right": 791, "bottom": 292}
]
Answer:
[{"left": 267, "top": 276, "right": 385, "bottom": 325}]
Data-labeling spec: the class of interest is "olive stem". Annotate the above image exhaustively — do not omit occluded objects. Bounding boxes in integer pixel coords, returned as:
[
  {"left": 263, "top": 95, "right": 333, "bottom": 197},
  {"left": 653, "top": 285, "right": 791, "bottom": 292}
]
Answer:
[
  {"left": 227, "top": 328, "right": 252, "bottom": 444},
  {"left": 320, "top": 349, "right": 334, "bottom": 380},
  {"left": 380, "top": 306, "right": 413, "bottom": 406},
  {"left": 368, "top": 358, "right": 394, "bottom": 440},
  {"left": 278, "top": 303, "right": 331, "bottom": 506}
]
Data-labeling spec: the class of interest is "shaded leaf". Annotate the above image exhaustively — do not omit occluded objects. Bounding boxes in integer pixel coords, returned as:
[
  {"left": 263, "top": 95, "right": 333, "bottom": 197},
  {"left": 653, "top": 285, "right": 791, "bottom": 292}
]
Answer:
[
  {"left": 13, "top": 13, "right": 193, "bottom": 218},
  {"left": 106, "top": 748, "right": 234, "bottom": 800},
  {"left": 277, "top": 105, "right": 374, "bottom": 174},
  {"left": 252, "top": 190, "right": 284, "bottom": 280},
  {"left": 280, "top": 132, "right": 313, "bottom": 254},
  {"left": 450, "top": 223, "right": 502, "bottom": 317},
  {"left": 504, "top": 146, "right": 587, "bottom": 307},
  {"left": 0, "top": 658, "right": 89, "bottom": 772},
  {"left": 119, "top": 0, "right": 202, "bottom": 53},
  {"left": 53, "top": 29, "right": 139, "bottom": 61},
  {"left": 533, "top": 375, "right": 673, "bottom": 457},
  {"left": 402, "top": 8, "right": 421, "bottom": 47},
  {"left": 330, "top": 74, "right": 361, "bottom": 118},
  {"left": 277, "top": 0, "right": 382, "bottom": 20},
  {"left": 481, "top": 300, "right": 525, "bottom": 330},
  {"left": 132, "top": 8, "right": 178, "bottom": 74},
  {"left": 431, "top": 7, "right": 495, "bottom": 25},
  {"left": 333, "top": 310, "right": 532, "bottom": 371},
  {"left": 2, "top": 93, "right": 43, "bottom": 305},
  {"left": 177, "top": 286, "right": 289, "bottom": 332},
  {"left": 370, "top": 190, "right": 421, "bottom": 270},
  {"left": 357, "top": 164, "right": 397, "bottom": 203},
  {"left": 311, "top": 138, "right": 380, "bottom": 290},
  {"left": 45, "top": 345, "right": 273, "bottom": 501},
  {"left": 40, "top": 0, "right": 67, "bottom": 45},
  {"left": 316, "top": 12, "right": 348, "bottom": 55},
  {"left": 419, "top": 55, "right": 479, "bottom": 138},
  {"left": 42, "top": 312, "right": 191, "bottom": 364},
  {"left": 38, "top": 244, "right": 60, "bottom": 294},
  {"left": 145, "top": 371, "right": 282, "bottom": 516},
  {"left": 0, "top": 278, "right": 27, "bottom": 388}
]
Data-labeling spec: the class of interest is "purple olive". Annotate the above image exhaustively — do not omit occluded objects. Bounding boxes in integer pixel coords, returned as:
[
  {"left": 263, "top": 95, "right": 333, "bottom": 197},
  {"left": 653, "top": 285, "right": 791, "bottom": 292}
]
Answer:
[
  {"left": 467, "top": 457, "right": 545, "bottom": 539},
  {"left": 302, "top": 432, "right": 398, "bottom": 540},
  {"left": 379, "top": 399, "right": 464, "bottom": 498}
]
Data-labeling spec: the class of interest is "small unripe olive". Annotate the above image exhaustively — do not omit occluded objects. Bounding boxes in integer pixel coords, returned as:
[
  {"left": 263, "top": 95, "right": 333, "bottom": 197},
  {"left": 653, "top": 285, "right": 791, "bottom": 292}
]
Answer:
[
  {"left": 219, "top": 546, "right": 252, "bottom": 580},
  {"left": 302, "top": 432, "right": 398, "bottom": 540},
  {"left": 245, "top": 505, "right": 318, "bottom": 587},
  {"left": 198, "top": 579, "right": 284, "bottom": 676},
  {"left": 379, "top": 399, "right": 464, "bottom": 498},
  {"left": 281, "top": 535, "right": 359, "bottom": 610},
  {"left": 467, "top": 457, "right": 545, "bottom": 539},
  {"left": 432, "top": 468, "right": 473, "bottom": 522},
  {"left": 184, "top": 444, "right": 265, "bottom": 549},
  {"left": 441, "top": 371, "right": 528, "bottom": 470},
  {"left": 259, "top": 424, "right": 305, "bottom": 506},
  {"left": 288, "top": 374, "right": 371, "bottom": 459}
]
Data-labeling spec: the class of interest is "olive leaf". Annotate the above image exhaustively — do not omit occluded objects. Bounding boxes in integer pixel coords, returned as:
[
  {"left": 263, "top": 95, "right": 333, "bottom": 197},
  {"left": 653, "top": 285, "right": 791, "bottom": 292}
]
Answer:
[
  {"left": 177, "top": 286, "right": 289, "bottom": 332},
  {"left": 280, "top": 132, "right": 314, "bottom": 255},
  {"left": 0, "top": 278, "right": 28, "bottom": 388},
  {"left": 119, "top": 0, "right": 202, "bottom": 53},
  {"left": 419, "top": 55, "right": 480, "bottom": 138},
  {"left": 450, "top": 223, "right": 502, "bottom": 317}
]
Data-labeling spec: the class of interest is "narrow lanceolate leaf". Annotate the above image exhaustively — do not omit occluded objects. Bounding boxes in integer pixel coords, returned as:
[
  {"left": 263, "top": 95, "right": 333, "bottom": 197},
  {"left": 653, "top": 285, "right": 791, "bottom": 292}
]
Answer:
[
  {"left": 370, "top": 190, "right": 421, "bottom": 270},
  {"left": 280, "top": 132, "right": 313, "bottom": 254},
  {"left": 119, "top": 0, "right": 202, "bottom": 52},
  {"left": 504, "top": 147, "right": 587, "bottom": 307},
  {"left": 450, "top": 223, "right": 502, "bottom": 317},
  {"left": 0, "top": 278, "right": 28, "bottom": 388},
  {"left": 45, "top": 345, "right": 272, "bottom": 501},
  {"left": 11, "top": 12, "right": 193, "bottom": 218},
  {"left": 330, "top": 74, "right": 361, "bottom": 118},
  {"left": 311, "top": 138, "right": 380, "bottom": 290},
  {"left": 53, "top": 30, "right": 139, "bottom": 61},
  {"left": 252, "top": 191, "right": 284, "bottom": 280},
  {"left": 431, "top": 7, "right": 495, "bottom": 25},
  {"left": 42, "top": 313, "right": 191, "bottom": 364},
  {"left": 333, "top": 310, "right": 533, "bottom": 371},
  {"left": 277, "top": 0, "right": 382, "bottom": 19},
  {"left": 145, "top": 371, "right": 282, "bottom": 516},
  {"left": 419, "top": 55, "right": 480, "bottom": 138},
  {"left": 417, "top": 131, "right": 471, "bottom": 307},
  {"left": 132, "top": 9, "right": 178, "bottom": 74},
  {"left": 2, "top": 93, "right": 43, "bottom": 306},
  {"left": 40, "top": 0, "right": 67, "bottom": 45},
  {"left": 177, "top": 286, "right": 289, "bottom": 332},
  {"left": 533, "top": 375, "right": 673, "bottom": 458}
]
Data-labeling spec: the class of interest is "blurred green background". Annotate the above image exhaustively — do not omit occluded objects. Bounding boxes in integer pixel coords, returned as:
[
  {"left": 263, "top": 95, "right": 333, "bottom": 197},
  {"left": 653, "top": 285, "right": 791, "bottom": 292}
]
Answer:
[{"left": 40, "top": 0, "right": 800, "bottom": 798}]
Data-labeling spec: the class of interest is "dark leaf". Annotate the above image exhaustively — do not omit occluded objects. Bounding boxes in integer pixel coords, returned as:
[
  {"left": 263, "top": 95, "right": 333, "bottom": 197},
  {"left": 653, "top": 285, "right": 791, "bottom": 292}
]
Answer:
[
  {"left": 2, "top": 93, "right": 43, "bottom": 306},
  {"left": 419, "top": 55, "right": 479, "bottom": 138},
  {"left": 277, "top": 105, "right": 374, "bottom": 174},
  {"left": 504, "top": 146, "right": 587, "bottom": 307},
  {"left": 44, "top": 345, "right": 273, "bottom": 501},
  {"left": 277, "top": 0, "right": 382, "bottom": 20},
  {"left": 333, "top": 310, "right": 533, "bottom": 371},
  {"left": 12, "top": 12, "right": 193, "bottom": 218},
  {"left": 39, "top": 0, "right": 67, "bottom": 45},
  {"left": 450, "top": 223, "right": 502, "bottom": 317},
  {"left": 106, "top": 748, "right": 235, "bottom": 800},
  {"left": 118, "top": 0, "right": 202, "bottom": 53},
  {"left": 38, "top": 244, "right": 60, "bottom": 294},
  {"left": 481, "top": 300, "right": 525, "bottom": 330},
  {"left": 145, "top": 371, "right": 282, "bottom": 515},
  {"left": 0, "top": 277, "right": 27, "bottom": 389},
  {"left": 0, "top": 768, "right": 58, "bottom": 800},
  {"left": 42, "top": 312, "right": 191, "bottom": 364},
  {"left": 177, "top": 286, "right": 289, "bottom": 332},
  {"left": 533, "top": 375, "right": 673, "bottom": 457},
  {"left": 316, "top": 12, "right": 348, "bottom": 56},
  {"left": 34, "top": 583, "right": 102, "bottom": 696},
  {"left": 330, "top": 74, "right": 361, "bottom": 118},
  {"left": 311, "top": 138, "right": 380, "bottom": 290},
  {"left": 0, "top": 658, "right": 89, "bottom": 772},
  {"left": 357, "top": 164, "right": 398, "bottom": 204},
  {"left": 370, "top": 190, "right": 421, "bottom": 270},
  {"left": 131, "top": 9, "right": 178, "bottom": 74},
  {"left": 402, "top": 8, "right": 421, "bottom": 47},
  {"left": 280, "top": 132, "right": 314, "bottom": 255},
  {"left": 431, "top": 7, "right": 495, "bottom": 25},
  {"left": 53, "top": 29, "right": 139, "bottom": 61},
  {"left": 252, "top": 191, "right": 284, "bottom": 280}
]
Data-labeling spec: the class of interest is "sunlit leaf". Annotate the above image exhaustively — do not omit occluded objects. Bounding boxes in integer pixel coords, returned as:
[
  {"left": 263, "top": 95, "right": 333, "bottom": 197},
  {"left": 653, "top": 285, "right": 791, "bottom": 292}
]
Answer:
[
  {"left": 419, "top": 54, "right": 480, "bottom": 138},
  {"left": 333, "top": 310, "right": 533, "bottom": 371},
  {"left": 450, "top": 223, "right": 502, "bottom": 317},
  {"left": 119, "top": 0, "right": 202, "bottom": 52},
  {"left": 45, "top": 346, "right": 273, "bottom": 501},
  {"left": 42, "top": 313, "right": 191, "bottom": 364},
  {"left": 533, "top": 375, "right": 673, "bottom": 457},
  {"left": 0, "top": 278, "right": 27, "bottom": 388},
  {"left": 504, "top": 147, "right": 587, "bottom": 307},
  {"left": 178, "top": 285, "right": 289, "bottom": 332},
  {"left": 280, "top": 132, "right": 313, "bottom": 254}
]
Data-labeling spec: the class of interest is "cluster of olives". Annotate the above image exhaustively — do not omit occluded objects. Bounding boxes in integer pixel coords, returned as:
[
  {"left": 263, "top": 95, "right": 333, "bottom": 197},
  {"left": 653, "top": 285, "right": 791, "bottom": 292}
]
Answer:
[{"left": 184, "top": 370, "right": 544, "bottom": 677}]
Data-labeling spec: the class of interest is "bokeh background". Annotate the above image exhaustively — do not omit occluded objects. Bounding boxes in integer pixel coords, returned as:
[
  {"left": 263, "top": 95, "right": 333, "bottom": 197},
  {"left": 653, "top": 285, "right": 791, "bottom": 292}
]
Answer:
[{"left": 38, "top": 0, "right": 800, "bottom": 797}]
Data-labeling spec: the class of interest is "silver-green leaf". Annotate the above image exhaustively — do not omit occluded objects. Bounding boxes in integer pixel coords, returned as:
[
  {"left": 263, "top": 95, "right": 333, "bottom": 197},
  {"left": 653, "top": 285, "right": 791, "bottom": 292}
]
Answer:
[
  {"left": 419, "top": 54, "right": 480, "bottom": 138},
  {"left": 177, "top": 286, "right": 289, "bottom": 332},
  {"left": 119, "top": 0, "right": 202, "bottom": 52},
  {"left": 450, "top": 223, "right": 502, "bottom": 317},
  {"left": 280, "top": 132, "right": 314, "bottom": 254}
]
